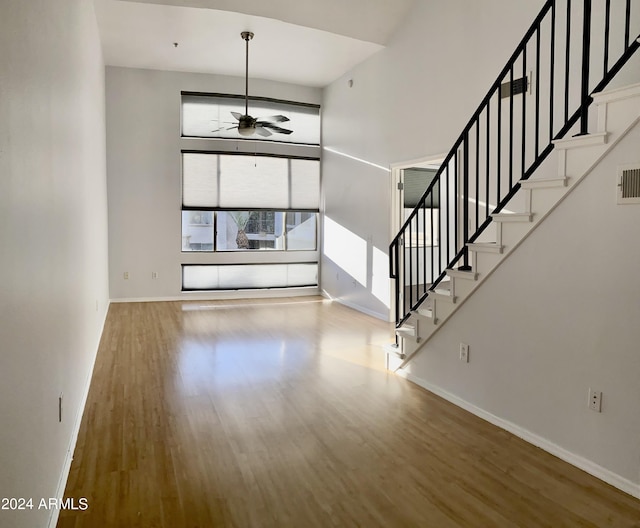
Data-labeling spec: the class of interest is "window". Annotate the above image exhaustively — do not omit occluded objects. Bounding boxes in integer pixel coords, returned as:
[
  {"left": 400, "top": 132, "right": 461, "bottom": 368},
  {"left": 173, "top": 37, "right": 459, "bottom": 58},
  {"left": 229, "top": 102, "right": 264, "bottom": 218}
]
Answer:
[
  {"left": 182, "top": 93, "right": 321, "bottom": 145},
  {"left": 182, "top": 210, "right": 317, "bottom": 252},
  {"left": 182, "top": 211, "right": 214, "bottom": 251},
  {"left": 180, "top": 94, "right": 320, "bottom": 292},
  {"left": 181, "top": 152, "right": 320, "bottom": 252}
]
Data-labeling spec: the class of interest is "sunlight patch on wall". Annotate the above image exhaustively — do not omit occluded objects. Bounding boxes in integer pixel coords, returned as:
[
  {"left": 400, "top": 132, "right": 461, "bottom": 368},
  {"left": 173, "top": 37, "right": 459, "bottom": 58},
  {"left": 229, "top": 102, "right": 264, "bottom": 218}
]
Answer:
[
  {"left": 324, "top": 216, "right": 367, "bottom": 285},
  {"left": 323, "top": 147, "right": 390, "bottom": 173},
  {"left": 371, "top": 246, "right": 390, "bottom": 308}
]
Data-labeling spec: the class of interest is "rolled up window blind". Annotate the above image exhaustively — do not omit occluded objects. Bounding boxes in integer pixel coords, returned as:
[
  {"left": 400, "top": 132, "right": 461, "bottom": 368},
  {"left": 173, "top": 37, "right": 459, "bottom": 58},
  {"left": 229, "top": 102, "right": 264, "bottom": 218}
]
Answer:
[{"left": 403, "top": 168, "right": 439, "bottom": 208}]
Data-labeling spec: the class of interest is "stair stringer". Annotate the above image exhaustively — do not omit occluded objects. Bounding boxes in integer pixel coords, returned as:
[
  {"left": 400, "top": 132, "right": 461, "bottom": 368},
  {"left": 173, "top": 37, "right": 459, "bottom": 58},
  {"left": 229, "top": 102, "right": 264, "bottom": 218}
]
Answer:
[{"left": 387, "top": 82, "right": 640, "bottom": 372}]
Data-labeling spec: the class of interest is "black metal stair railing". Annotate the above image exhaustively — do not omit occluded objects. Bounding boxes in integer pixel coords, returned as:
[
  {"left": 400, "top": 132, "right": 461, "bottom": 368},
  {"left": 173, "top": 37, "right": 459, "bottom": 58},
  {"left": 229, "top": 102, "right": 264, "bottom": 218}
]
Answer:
[{"left": 390, "top": 0, "right": 640, "bottom": 327}]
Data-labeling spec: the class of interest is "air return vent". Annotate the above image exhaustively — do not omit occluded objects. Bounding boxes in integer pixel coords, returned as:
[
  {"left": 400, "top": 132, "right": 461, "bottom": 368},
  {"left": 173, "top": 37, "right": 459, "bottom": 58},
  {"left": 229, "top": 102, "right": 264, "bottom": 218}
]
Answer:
[
  {"left": 617, "top": 164, "right": 640, "bottom": 204},
  {"left": 500, "top": 76, "right": 528, "bottom": 98}
]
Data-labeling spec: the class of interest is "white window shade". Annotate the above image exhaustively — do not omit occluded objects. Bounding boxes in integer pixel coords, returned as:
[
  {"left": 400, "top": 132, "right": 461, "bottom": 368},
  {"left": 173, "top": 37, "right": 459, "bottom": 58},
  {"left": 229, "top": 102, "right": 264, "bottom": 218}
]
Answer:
[
  {"left": 290, "top": 159, "right": 320, "bottom": 209},
  {"left": 182, "top": 94, "right": 320, "bottom": 145},
  {"left": 182, "top": 263, "right": 318, "bottom": 290},
  {"left": 219, "top": 155, "right": 288, "bottom": 209},
  {"left": 182, "top": 153, "right": 319, "bottom": 210},
  {"left": 183, "top": 154, "right": 218, "bottom": 207}
]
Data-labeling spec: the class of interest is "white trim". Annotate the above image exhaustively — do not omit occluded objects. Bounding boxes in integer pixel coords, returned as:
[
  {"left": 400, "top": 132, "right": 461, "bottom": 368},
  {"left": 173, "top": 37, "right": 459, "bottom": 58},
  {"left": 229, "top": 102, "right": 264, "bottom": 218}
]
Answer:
[
  {"left": 446, "top": 269, "right": 478, "bottom": 281},
  {"left": 467, "top": 242, "right": 504, "bottom": 254},
  {"left": 111, "top": 287, "right": 321, "bottom": 303},
  {"left": 321, "top": 290, "right": 390, "bottom": 321},
  {"left": 553, "top": 132, "right": 608, "bottom": 149},
  {"left": 519, "top": 177, "right": 568, "bottom": 189},
  {"left": 592, "top": 82, "right": 640, "bottom": 105},
  {"left": 48, "top": 301, "right": 111, "bottom": 528},
  {"left": 397, "top": 370, "right": 640, "bottom": 500},
  {"left": 491, "top": 212, "right": 533, "bottom": 223}
]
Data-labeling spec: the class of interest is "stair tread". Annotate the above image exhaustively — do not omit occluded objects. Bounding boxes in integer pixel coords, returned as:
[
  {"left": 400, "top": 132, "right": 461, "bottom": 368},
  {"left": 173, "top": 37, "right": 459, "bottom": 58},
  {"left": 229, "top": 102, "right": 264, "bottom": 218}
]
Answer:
[
  {"left": 492, "top": 212, "right": 532, "bottom": 222},
  {"left": 431, "top": 289, "right": 456, "bottom": 302},
  {"left": 592, "top": 81, "right": 640, "bottom": 104},
  {"left": 553, "top": 132, "right": 607, "bottom": 149},
  {"left": 446, "top": 268, "right": 478, "bottom": 280},
  {"left": 467, "top": 242, "right": 504, "bottom": 253},
  {"left": 519, "top": 177, "right": 568, "bottom": 189}
]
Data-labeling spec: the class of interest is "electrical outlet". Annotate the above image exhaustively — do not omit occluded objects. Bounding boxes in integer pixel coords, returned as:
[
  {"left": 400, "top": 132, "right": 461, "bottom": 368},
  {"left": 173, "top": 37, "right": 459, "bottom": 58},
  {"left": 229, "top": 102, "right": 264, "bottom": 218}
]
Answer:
[
  {"left": 588, "top": 388, "right": 602, "bottom": 412},
  {"left": 123, "top": 271, "right": 129, "bottom": 280},
  {"left": 152, "top": 272, "right": 159, "bottom": 279},
  {"left": 459, "top": 343, "right": 469, "bottom": 363}
]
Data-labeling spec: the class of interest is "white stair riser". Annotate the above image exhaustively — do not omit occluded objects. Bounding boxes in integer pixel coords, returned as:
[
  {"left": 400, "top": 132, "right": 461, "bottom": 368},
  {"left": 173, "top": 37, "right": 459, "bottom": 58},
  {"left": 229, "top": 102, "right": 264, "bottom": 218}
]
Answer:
[
  {"left": 601, "top": 100, "right": 640, "bottom": 143},
  {"left": 432, "top": 298, "right": 455, "bottom": 320},
  {"left": 499, "top": 221, "right": 537, "bottom": 248},
  {"left": 595, "top": 90, "right": 640, "bottom": 133},
  {"left": 450, "top": 277, "right": 476, "bottom": 299},
  {"left": 473, "top": 251, "right": 503, "bottom": 275},
  {"left": 562, "top": 145, "right": 609, "bottom": 181},
  {"left": 530, "top": 186, "right": 570, "bottom": 215},
  {"left": 386, "top": 353, "right": 404, "bottom": 371},
  {"left": 432, "top": 291, "right": 456, "bottom": 303}
]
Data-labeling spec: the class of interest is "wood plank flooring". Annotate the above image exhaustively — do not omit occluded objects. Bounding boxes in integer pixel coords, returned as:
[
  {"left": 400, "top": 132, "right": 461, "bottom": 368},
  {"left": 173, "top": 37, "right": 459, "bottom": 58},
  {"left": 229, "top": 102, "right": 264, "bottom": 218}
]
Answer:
[{"left": 59, "top": 297, "right": 640, "bottom": 527}]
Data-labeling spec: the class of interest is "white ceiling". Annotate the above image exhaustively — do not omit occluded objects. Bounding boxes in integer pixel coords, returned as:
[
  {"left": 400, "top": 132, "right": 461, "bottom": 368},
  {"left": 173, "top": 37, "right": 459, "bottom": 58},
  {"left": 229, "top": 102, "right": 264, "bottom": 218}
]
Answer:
[{"left": 95, "top": 0, "right": 415, "bottom": 87}]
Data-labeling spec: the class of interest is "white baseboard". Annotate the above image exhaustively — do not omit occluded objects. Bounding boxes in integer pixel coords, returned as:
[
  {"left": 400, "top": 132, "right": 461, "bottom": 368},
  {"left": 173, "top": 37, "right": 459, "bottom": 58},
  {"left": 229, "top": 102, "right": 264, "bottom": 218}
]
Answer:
[
  {"left": 320, "top": 290, "right": 390, "bottom": 321},
  {"left": 48, "top": 301, "right": 110, "bottom": 528},
  {"left": 111, "top": 287, "right": 321, "bottom": 304},
  {"left": 397, "top": 370, "right": 640, "bottom": 500}
]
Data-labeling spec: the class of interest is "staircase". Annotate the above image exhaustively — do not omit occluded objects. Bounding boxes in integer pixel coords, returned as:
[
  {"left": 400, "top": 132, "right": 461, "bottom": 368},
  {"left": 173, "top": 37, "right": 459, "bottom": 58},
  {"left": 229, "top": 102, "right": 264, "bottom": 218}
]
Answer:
[{"left": 387, "top": 0, "right": 640, "bottom": 368}]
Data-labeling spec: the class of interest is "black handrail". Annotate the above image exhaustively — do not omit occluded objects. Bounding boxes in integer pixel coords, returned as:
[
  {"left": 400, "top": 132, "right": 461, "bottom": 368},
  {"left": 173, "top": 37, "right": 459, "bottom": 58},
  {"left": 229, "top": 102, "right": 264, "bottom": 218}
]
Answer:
[{"left": 390, "top": 0, "right": 639, "bottom": 326}]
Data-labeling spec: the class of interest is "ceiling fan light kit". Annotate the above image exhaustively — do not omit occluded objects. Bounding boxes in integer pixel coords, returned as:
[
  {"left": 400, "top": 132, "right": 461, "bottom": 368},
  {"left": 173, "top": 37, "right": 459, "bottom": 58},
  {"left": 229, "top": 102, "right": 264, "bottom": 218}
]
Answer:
[{"left": 214, "top": 32, "right": 293, "bottom": 138}]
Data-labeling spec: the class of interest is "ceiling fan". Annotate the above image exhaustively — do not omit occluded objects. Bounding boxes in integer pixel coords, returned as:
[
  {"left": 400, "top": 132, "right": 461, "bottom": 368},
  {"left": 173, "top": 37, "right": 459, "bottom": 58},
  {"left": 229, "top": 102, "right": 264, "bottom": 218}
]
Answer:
[{"left": 216, "top": 32, "right": 293, "bottom": 138}]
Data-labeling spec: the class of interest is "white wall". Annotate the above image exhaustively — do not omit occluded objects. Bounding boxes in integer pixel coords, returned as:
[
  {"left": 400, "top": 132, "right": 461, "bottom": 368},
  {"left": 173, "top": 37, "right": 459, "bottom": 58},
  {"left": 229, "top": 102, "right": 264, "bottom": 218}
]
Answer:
[
  {"left": 106, "top": 67, "right": 322, "bottom": 300},
  {"left": 0, "top": 1, "right": 109, "bottom": 527},
  {"left": 406, "top": 122, "right": 640, "bottom": 492}
]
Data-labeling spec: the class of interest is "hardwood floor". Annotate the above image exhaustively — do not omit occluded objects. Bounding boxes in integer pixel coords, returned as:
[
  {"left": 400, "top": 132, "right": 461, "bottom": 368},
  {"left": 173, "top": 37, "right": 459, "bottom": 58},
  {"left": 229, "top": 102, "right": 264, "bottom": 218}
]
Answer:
[{"left": 59, "top": 297, "right": 640, "bottom": 527}]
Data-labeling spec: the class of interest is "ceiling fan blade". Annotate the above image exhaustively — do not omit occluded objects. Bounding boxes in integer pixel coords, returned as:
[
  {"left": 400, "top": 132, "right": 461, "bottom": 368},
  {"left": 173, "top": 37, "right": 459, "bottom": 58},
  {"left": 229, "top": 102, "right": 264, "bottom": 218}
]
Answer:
[
  {"left": 231, "top": 111, "right": 243, "bottom": 121},
  {"left": 261, "top": 123, "right": 293, "bottom": 135},
  {"left": 256, "top": 115, "right": 290, "bottom": 123},
  {"left": 212, "top": 122, "right": 237, "bottom": 131},
  {"left": 255, "top": 126, "right": 273, "bottom": 137}
]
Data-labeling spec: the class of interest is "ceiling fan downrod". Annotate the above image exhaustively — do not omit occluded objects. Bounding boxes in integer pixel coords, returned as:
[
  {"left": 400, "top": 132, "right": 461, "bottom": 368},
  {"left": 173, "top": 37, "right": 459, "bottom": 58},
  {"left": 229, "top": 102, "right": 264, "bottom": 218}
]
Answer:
[{"left": 241, "top": 31, "right": 254, "bottom": 117}]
